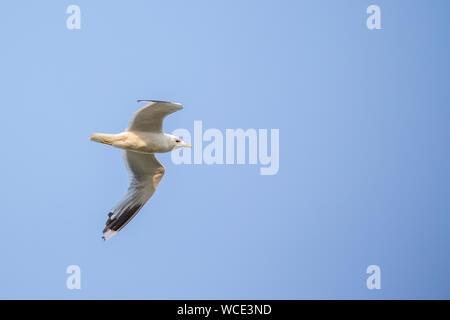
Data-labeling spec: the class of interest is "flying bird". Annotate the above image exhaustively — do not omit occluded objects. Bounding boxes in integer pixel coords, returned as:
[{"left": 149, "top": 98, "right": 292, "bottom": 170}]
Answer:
[{"left": 90, "top": 100, "right": 191, "bottom": 241}]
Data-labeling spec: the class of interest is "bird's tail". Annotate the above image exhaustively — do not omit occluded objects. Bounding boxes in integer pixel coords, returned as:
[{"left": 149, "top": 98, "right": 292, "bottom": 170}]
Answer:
[{"left": 90, "top": 133, "right": 117, "bottom": 146}]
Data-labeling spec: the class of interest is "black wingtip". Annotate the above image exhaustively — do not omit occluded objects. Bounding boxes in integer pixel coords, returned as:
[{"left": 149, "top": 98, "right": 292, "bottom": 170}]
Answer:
[{"left": 137, "top": 99, "right": 181, "bottom": 105}]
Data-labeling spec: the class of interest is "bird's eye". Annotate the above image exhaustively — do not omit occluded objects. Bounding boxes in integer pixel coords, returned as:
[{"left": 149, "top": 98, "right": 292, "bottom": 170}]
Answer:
[{"left": 176, "top": 140, "right": 181, "bottom": 143}]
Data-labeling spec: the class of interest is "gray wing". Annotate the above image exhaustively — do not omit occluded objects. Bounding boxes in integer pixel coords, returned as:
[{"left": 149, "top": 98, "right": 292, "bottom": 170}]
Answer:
[
  {"left": 102, "top": 151, "right": 165, "bottom": 240},
  {"left": 127, "top": 100, "right": 183, "bottom": 133}
]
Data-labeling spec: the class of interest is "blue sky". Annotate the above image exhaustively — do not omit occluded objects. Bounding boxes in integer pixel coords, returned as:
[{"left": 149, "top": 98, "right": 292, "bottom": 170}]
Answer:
[{"left": 0, "top": 0, "right": 449, "bottom": 299}]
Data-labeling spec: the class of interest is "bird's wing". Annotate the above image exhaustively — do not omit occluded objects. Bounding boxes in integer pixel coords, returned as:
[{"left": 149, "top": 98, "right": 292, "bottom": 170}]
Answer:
[
  {"left": 102, "top": 150, "right": 165, "bottom": 240},
  {"left": 127, "top": 100, "right": 183, "bottom": 133}
]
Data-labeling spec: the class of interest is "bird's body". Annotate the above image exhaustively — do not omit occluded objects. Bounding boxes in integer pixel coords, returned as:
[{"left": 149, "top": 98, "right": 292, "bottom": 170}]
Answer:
[
  {"left": 90, "top": 100, "right": 191, "bottom": 241},
  {"left": 91, "top": 131, "right": 177, "bottom": 154}
]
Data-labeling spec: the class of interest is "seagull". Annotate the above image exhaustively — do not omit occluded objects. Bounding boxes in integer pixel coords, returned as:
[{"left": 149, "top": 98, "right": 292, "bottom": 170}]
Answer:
[{"left": 90, "top": 100, "right": 191, "bottom": 241}]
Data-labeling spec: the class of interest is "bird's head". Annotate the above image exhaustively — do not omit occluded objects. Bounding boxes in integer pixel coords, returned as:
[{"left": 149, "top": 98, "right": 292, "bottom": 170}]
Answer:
[{"left": 169, "top": 135, "right": 192, "bottom": 150}]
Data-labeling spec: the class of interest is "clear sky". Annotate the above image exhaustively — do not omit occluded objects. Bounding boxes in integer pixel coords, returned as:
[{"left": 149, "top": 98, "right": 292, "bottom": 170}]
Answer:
[{"left": 0, "top": 0, "right": 449, "bottom": 299}]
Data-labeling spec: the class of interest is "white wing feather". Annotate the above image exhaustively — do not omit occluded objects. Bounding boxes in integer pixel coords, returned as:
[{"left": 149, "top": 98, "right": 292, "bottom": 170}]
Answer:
[
  {"left": 127, "top": 100, "right": 183, "bottom": 133},
  {"left": 102, "top": 150, "right": 165, "bottom": 240}
]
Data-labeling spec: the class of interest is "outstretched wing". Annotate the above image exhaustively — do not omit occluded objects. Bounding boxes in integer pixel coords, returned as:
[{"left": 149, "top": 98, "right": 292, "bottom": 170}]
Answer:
[
  {"left": 102, "top": 151, "right": 165, "bottom": 240},
  {"left": 127, "top": 100, "right": 183, "bottom": 133}
]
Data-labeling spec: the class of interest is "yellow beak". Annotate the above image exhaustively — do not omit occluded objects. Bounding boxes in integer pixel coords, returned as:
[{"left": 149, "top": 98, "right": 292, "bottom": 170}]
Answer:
[{"left": 181, "top": 144, "right": 192, "bottom": 148}]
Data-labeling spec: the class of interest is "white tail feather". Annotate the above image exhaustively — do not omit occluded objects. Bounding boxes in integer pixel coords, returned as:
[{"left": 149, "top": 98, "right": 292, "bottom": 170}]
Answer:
[{"left": 90, "top": 133, "right": 117, "bottom": 145}]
